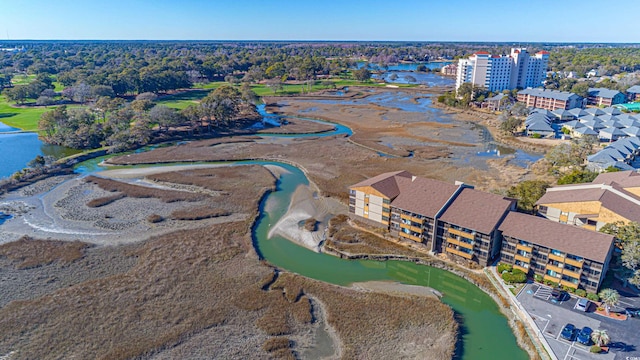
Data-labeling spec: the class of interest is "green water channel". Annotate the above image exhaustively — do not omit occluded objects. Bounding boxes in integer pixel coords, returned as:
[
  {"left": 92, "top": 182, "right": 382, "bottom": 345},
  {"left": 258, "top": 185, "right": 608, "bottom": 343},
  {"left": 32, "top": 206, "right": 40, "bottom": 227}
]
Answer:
[
  {"left": 252, "top": 162, "right": 528, "bottom": 360},
  {"left": 72, "top": 148, "right": 528, "bottom": 359}
]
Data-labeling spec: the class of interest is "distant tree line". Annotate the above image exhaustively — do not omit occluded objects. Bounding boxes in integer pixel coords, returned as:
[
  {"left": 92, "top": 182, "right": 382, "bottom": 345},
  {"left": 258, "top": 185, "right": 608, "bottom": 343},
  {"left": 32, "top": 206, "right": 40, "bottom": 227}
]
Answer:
[{"left": 38, "top": 85, "right": 257, "bottom": 152}]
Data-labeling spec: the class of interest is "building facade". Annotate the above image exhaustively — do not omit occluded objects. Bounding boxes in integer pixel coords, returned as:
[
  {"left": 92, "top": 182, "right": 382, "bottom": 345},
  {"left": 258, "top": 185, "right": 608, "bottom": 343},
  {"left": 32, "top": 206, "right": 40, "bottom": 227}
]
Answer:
[
  {"left": 587, "top": 88, "right": 626, "bottom": 107},
  {"left": 536, "top": 170, "right": 640, "bottom": 231},
  {"left": 455, "top": 48, "right": 549, "bottom": 92},
  {"left": 350, "top": 172, "right": 515, "bottom": 266},
  {"left": 441, "top": 63, "right": 458, "bottom": 76},
  {"left": 517, "top": 88, "right": 584, "bottom": 111},
  {"left": 499, "top": 212, "right": 614, "bottom": 292}
]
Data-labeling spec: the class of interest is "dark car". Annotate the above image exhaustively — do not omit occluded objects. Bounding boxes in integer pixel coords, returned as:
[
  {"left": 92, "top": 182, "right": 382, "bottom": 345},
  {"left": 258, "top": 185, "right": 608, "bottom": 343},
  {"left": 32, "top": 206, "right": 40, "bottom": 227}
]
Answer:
[
  {"left": 577, "top": 326, "right": 592, "bottom": 345},
  {"left": 626, "top": 308, "right": 640, "bottom": 317},
  {"left": 560, "top": 323, "right": 576, "bottom": 341},
  {"left": 551, "top": 289, "right": 569, "bottom": 302}
]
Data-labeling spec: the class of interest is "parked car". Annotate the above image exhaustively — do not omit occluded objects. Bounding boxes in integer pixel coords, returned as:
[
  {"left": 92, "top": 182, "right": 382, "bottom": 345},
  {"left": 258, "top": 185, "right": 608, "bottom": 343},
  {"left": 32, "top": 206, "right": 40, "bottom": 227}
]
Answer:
[
  {"left": 560, "top": 323, "right": 576, "bottom": 341},
  {"left": 577, "top": 326, "right": 593, "bottom": 345},
  {"left": 575, "top": 298, "right": 590, "bottom": 312},
  {"left": 551, "top": 289, "right": 569, "bottom": 302},
  {"left": 625, "top": 308, "right": 640, "bottom": 317}
]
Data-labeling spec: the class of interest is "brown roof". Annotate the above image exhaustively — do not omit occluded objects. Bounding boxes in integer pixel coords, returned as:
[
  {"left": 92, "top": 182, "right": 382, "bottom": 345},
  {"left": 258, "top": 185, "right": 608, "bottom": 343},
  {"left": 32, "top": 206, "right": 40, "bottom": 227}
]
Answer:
[
  {"left": 593, "top": 170, "right": 640, "bottom": 188},
  {"left": 536, "top": 187, "right": 607, "bottom": 205},
  {"left": 599, "top": 190, "right": 640, "bottom": 222},
  {"left": 499, "top": 212, "right": 614, "bottom": 263},
  {"left": 349, "top": 170, "right": 412, "bottom": 199},
  {"left": 439, "top": 188, "right": 514, "bottom": 234},
  {"left": 390, "top": 176, "right": 459, "bottom": 218},
  {"left": 536, "top": 183, "right": 640, "bottom": 223}
]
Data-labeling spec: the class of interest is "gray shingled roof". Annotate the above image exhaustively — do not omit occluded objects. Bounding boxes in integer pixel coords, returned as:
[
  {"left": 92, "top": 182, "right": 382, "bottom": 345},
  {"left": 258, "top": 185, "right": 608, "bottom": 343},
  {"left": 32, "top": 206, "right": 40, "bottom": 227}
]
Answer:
[
  {"left": 499, "top": 212, "right": 614, "bottom": 263},
  {"left": 589, "top": 87, "right": 624, "bottom": 99},
  {"left": 626, "top": 85, "right": 640, "bottom": 94},
  {"left": 518, "top": 88, "right": 580, "bottom": 101}
]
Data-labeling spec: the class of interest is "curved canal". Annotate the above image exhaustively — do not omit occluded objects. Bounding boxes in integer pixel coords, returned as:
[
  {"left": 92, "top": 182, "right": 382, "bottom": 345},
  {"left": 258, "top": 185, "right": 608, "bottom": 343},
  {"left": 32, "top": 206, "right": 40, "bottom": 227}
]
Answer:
[{"left": 6, "top": 102, "right": 529, "bottom": 359}]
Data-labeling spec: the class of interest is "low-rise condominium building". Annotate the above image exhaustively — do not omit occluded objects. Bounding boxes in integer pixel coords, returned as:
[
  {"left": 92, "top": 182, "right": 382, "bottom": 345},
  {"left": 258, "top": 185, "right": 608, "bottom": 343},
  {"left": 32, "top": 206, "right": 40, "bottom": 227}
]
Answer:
[{"left": 498, "top": 212, "right": 614, "bottom": 293}]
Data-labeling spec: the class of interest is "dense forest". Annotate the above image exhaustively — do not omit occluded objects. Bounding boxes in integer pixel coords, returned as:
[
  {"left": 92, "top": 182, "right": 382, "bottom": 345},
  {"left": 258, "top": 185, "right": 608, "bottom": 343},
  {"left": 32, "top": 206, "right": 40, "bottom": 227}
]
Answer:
[{"left": 3, "top": 41, "right": 640, "bottom": 152}]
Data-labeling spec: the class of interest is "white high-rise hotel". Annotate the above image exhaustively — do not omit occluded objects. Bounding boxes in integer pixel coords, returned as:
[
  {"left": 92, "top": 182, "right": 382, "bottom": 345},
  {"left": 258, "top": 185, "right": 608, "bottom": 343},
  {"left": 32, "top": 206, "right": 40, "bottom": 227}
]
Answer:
[{"left": 455, "top": 48, "right": 549, "bottom": 92}]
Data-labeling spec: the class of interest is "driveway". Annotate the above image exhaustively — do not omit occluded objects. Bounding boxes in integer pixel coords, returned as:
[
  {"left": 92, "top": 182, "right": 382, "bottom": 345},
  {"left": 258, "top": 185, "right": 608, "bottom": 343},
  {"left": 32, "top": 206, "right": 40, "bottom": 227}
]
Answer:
[{"left": 517, "top": 283, "right": 640, "bottom": 360}]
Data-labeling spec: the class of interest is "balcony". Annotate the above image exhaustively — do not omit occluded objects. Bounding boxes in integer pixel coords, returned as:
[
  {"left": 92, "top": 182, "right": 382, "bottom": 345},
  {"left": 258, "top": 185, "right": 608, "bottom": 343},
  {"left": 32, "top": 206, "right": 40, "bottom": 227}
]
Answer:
[
  {"left": 516, "top": 243, "right": 533, "bottom": 253},
  {"left": 400, "top": 223, "right": 422, "bottom": 234},
  {"left": 399, "top": 232, "right": 422, "bottom": 243},
  {"left": 513, "top": 264, "right": 530, "bottom": 273},
  {"left": 445, "top": 247, "right": 473, "bottom": 260},
  {"left": 544, "top": 274, "right": 561, "bottom": 284},
  {"left": 562, "top": 269, "right": 581, "bottom": 279},
  {"left": 560, "top": 280, "right": 578, "bottom": 289},
  {"left": 564, "top": 258, "right": 583, "bottom": 268},
  {"left": 548, "top": 253, "right": 564, "bottom": 262},
  {"left": 448, "top": 238, "right": 474, "bottom": 250},
  {"left": 448, "top": 228, "right": 474, "bottom": 239},
  {"left": 514, "top": 254, "right": 530, "bottom": 263},
  {"left": 400, "top": 214, "right": 423, "bottom": 224},
  {"left": 546, "top": 264, "right": 563, "bottom": 274}
]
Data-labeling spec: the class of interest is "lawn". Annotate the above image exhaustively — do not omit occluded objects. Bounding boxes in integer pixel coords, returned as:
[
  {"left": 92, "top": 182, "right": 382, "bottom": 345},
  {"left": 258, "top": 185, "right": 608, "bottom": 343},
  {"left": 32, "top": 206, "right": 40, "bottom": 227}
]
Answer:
[{"left": 0, "top": 98, "right": 50, "bottom": 132}]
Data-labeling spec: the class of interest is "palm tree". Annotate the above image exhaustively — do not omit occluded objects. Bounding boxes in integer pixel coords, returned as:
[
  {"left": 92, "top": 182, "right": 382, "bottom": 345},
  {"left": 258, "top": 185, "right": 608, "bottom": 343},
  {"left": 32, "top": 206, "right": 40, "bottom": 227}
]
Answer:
[
  {"left": 591, "top": 329, "right": 610, "bottom": 347},
  {"left": 598, "top": 288, "right": 620, "bottom": 315}
]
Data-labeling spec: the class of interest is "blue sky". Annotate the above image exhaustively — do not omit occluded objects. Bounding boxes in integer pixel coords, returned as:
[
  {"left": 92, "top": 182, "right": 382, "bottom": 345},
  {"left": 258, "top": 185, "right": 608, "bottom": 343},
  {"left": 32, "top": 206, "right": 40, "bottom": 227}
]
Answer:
[{"left": 2, "top": 0, "right": 638, "bottom": 42}]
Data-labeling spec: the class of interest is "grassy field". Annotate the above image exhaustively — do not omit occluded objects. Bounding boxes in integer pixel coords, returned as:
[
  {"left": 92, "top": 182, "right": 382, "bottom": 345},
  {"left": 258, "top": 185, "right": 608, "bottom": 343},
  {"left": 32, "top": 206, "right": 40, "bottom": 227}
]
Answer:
[
  {"left": 0, "top": 77, "right": 411, "bottom": 131},
  {"left": 0, "top": 97, "right": 50, "bottom": 131}
]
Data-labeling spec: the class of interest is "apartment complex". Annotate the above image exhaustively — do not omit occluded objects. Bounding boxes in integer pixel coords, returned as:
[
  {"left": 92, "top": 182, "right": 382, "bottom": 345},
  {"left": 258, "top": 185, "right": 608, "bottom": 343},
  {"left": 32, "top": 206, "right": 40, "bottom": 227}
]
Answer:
[
  {"left": 517, "top": 88, "right": 584, "bottom": 111},
  {"left": 499, "top": 212, "right": 614, "bottom": 292},
  {"left": 441, "top": 63, "right": 458, "bottom": 76},
  {"left": 587, "top": 88, "right": 626, "bottom": 107},
  {"left": 536, "top": 170, "right": 640, "bottom": 231},
  {"left": 350, "top": 172, "right": 515, "bottom": 266},
  {"left": 455, "top": 48, "right": 549, "bottom": 92},
  {"left": 350, "top": 171, "right": 618, "bottom": 291}
]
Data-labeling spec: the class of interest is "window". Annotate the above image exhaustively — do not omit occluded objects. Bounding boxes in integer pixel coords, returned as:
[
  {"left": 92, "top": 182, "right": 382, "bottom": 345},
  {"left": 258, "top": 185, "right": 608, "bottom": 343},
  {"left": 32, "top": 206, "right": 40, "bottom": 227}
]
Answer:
[{"left": 538, "top": 205, "right": 547, "bottom": 214}]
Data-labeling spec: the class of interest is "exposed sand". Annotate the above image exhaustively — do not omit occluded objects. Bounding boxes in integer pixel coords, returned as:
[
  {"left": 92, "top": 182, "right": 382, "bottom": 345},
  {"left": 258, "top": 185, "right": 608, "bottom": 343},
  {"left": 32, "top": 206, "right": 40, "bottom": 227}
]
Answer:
[
  {"left": 351, "top": 280, "right": 441, "bottom": 299},
  {"left": 268, "top": 184, "right": 347, "bottom": 252},
  {"left": 0, "top": 167, "right": 249, "bottom": 246}
]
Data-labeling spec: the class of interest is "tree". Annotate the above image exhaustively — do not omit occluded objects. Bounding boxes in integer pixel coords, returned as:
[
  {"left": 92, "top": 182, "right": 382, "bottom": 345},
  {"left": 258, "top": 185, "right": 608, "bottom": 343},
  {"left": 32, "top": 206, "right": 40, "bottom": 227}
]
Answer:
[
  {"left": 557, "top": 169, "right": 599, "bottom": 185},
  {"left": 353, "top": 68, "right": 371, "bottom": 82},
  {"left": 149, "top": 105, "right": 183, "bottom": 132},
  {"left": 600, "top": 221, "right": 640, "bottom": 286},
  {"left": 506, "top": 180, "right": 550, "bottom": 213},
  {"left": 403, "top": 75, "right": 417, "bottom": 83},
  {"left": 72, "top": 83, "right": 92, "bottom": 104},
  {"left": 200, "top": 85, "right": 242, "bottom": 128},
  {"left": 597, "top": 288, "right": 619, "bottom": 315},
  {"left": 265, "top": 78, "right": 283, "bottom": 94},
  {"left": 27, "top": 155, "right": 46, "bottom": 169},
  {"left": 591, "top": 329, "right": 610, "bottom": 347},
  {"left": 571, "top": 82, "right": 591, "bottom": 98},
  {"left": 499, "top": 116, "right": 522, "bottom": 135}
]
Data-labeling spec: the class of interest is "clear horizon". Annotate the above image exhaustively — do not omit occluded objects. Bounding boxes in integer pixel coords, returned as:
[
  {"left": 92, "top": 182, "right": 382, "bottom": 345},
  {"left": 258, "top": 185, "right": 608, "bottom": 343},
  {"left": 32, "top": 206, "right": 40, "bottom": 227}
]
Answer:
[{"left": 3, "top": 0, "right": 639, "bottom": 43}]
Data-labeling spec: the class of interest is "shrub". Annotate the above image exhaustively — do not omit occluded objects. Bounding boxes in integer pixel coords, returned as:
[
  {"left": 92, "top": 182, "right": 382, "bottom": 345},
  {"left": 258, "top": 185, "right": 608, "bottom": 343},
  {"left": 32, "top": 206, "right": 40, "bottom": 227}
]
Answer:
[
  {"left": 501, "top": 269, "right": 526, "bottom": 284},
  {"left": 590, "top": 345, "right": 601, "bottom": 353},
  {"left": 587, "top": 292, "right": 600, "bottom": 301},
  {"left": 531, "top": 133, "right": 542, "bottom": 138},
  {"left": 575, "top": 289, "right": 587, "bottom": 297},
  {"left": 262, "top": 337, "right": 291, "bottom": 352},
  {"left": 534, "top": 274, "right": 543, "bottom": 283},
  {"left": 497, "top": 263, "right": 512, "bottom": 273},
  {"left": 562, "top": 285, "right": 576, "bottom": 293},
  {"left": 146, "top": 214, "right": 163, "bottom": 223}
]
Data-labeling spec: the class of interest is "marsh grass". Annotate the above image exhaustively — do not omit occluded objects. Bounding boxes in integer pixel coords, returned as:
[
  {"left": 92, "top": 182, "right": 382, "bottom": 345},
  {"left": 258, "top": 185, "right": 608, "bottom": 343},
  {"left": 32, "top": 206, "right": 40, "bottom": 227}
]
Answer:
[
  {"left": 0, "top": 237, "right": 90, "bottom": 269},
  {"left": 85, "top": 176, "right": 204, "bottom": 203}
]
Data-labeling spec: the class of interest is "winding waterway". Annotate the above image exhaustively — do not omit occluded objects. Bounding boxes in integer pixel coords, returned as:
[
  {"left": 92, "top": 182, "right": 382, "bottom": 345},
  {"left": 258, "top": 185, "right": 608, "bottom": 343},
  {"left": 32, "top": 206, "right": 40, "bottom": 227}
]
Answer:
[{"left": 4, "top": 97, "right": 530, "bottom": 359}]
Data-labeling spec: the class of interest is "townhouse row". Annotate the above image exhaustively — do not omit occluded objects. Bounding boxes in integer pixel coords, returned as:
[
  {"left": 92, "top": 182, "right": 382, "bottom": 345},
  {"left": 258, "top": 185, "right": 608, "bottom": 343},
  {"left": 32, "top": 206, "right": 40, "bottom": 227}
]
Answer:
[{"left": 349, "top": 171, "right": 615, "bottom": 292}]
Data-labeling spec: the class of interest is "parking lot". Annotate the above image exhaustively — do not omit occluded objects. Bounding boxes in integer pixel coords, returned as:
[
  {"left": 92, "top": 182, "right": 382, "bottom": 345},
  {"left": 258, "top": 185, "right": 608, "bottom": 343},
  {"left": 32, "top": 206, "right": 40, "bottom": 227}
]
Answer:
[{"left": 517, "top": 283, "right": 640, "bottom": 360}]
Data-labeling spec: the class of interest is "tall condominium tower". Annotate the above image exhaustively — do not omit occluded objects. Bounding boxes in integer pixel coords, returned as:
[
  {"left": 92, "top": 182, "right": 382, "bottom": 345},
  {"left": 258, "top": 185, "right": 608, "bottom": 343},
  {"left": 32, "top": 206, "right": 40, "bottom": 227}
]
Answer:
[{"left": 455, "top": 48, "right": 549, "bottom": 92}]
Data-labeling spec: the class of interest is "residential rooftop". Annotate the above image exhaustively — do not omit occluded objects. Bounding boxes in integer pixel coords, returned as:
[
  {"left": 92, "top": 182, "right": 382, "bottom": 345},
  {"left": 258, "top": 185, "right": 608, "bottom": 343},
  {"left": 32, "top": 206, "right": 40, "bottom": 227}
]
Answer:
[
  {"left": 498, "top": 212, "right": 614, "bottom": 263},
  {"left": 439, "top": 187, "right": 514, "bottom": 234}
]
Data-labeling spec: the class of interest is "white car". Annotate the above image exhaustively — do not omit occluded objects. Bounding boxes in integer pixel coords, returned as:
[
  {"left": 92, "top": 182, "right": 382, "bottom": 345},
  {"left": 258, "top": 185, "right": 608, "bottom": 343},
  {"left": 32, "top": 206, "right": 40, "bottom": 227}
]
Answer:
[{"left": 575, "top": 298, "right": 590, "bottom": 312}]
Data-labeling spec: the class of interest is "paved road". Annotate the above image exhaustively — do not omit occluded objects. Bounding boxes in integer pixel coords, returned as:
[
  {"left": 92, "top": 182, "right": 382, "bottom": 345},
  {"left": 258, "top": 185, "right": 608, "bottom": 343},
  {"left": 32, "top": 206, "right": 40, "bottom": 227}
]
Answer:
[{"left": 517, "top": 283, "right": 640, "bottom": 360}]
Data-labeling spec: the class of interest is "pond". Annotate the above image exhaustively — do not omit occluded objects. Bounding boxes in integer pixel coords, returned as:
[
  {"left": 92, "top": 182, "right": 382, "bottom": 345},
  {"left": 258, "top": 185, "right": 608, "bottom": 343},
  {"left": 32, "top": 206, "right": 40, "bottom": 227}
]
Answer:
[{"left": 0, "top": 130, "right": 79, "bottom": 179}]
